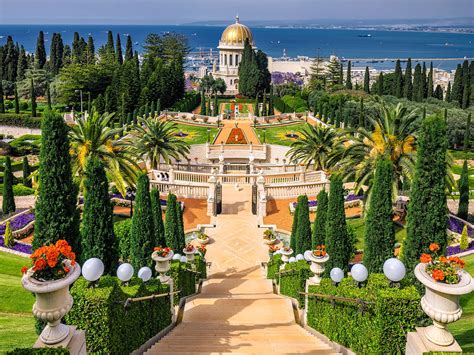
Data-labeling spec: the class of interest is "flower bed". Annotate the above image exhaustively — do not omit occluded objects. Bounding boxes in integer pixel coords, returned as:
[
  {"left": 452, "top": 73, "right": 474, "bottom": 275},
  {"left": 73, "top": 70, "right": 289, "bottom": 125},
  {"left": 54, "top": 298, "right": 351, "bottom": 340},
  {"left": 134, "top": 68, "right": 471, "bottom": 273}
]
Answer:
[
  {"left": 447, "top": 215, "right": 473, "bottom": 236},
  {"left": 447, "top": 240, "right": 474, "bottom": 256},
  {"left": 225, "top": 128, "right": 248, "bottom": 144},
  {"left": 289, "top": 194, "right": 362, "bottom": 213},
  {"left": 110, "top": 194, "right": 184, "bottom": 211}
]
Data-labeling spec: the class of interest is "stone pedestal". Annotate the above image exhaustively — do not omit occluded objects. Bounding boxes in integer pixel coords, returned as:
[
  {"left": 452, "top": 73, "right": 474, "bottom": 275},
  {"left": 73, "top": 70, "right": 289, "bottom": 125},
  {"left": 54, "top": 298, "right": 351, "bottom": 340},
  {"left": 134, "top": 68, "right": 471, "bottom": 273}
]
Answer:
[
  {"left": 34, "top": 326, "right": 86, "bottom": 355},
  {"left": 405, "top": 328, "right": 462, "bottom": 355}
]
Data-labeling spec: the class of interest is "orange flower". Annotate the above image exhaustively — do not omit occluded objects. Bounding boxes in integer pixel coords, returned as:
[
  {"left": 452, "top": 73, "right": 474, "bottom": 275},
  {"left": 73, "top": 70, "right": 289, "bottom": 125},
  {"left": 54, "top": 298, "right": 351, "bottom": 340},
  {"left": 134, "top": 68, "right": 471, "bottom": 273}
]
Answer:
[
  {"left": 429, "top": 243, "right": 440, "bottom": 252},
  {"left": 439, "top": 256, "right": 449, "bottom": 264},
  {"left": 420, "top": 253, "right": 432, "bottom": 263},
  {"left": 21, "top": 266, "right": 28, "bottom": 274},
  {"left": 63, "top": 267, "right": 70, "bottom": 273},
  {"left": 34, "top": 258, "right": 47, "bottom": 271},
  {"left": 431, "top": 269, "right": 445, "bottom": 281},
  {"left": 55, "top": 240, "right": 69, "bottom": 249},
  {"left": 448, "top": 256, "right": 465, "bottom": 268}
]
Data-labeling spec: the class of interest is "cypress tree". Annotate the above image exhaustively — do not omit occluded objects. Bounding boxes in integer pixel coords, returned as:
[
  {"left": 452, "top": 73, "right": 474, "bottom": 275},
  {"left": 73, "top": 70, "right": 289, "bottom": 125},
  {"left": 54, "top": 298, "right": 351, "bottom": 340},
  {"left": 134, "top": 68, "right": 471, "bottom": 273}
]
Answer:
[
  {"left": 312, "top": 189, "right": 328, "bottom": 247},
  {"left": 30, "top": 78, "right": 37, "bottom": 117},
  {"left": 393, "top": 59, "right": 403, "bottom": 98},
  {"left": 165, "top": 193, "right": 181, "bottom": 250},
  {"left": 0, "top": 79, "right": 4, "bottom": 114},
  {"left": 434, "top": 85, "right": 443, "bottom": 100},
  {"left": 85, "top": 36, "right": 95, "bottom": 65},
  {"left": 150, "top": 101, "right": 156, "bottom": 116},
  {"left": 156, "top": 99, "right": 161, "bottom": 115},
  {"left": 346, "top": 61, "right": 352, "bottom": 89},
  {"left": 33, "top": 111, "right": 80, "bottom": 253},
  {"left": 290, "top": 199, "right": 300, "bottom": 252},
  {"left": 17, "top": 46, "right": 28, "bottom": 80},
  {"left": 116, "top": 33, "right": 123, "bottom": 65},
  {"left": 421, "top": 62, "right": 427, "bottom": 98},
  {"left": 451, "top": 64, "right": 463, "bottom": 105},
  {"left": 413, "top": 63, "right": 422, "bottom": 102},
  {"left": 295, "top": 195, "right": 312, "bottom": 254},
  {"left": 364, "top": 157, "right": 395, "bottom": 272},
  {"left": 457, "top": 160, "right": 469, "bottom": 221},
  {"left": 2, "top": 157, "right": 16, "bottom": 214},
  {"left": 268, "top": 87, "right": 274, "bottom": 115},
  {"left": 404, "top": 58, "right": 413, "bottom": 100},
  {"left": 402, "top": 113, "right": 448, "bottom": 276},
  {"left": 427, "top": 62, "right": 434, "bottom": 98},
  {"left": 377, "top": 72, "right": 384, "bottom": 96},
  {"left": 339, "top": 63, "right": 344, "bottom": 85},
  {"left": 461, "top": 60, "right": 471, "bottom": 109},
  {"left": 445, "top": 81, "right": 451, "bottom": 102},
  {"left": 106, "top": 30, "right": 115, "bottom": 62},
  {"left": 14, "top": 84, "right": 19, "bottom": 114},
  {"left": 125, "top": 35, "right": 133, "bottom": 61},
  {"left": 130, "top": 173, "right": 154, "bottom": 270},
  {"left": 22, "top": 156, "right": 32, "bottom": 188},
  {"left": 363, "top": 66, "right": 370, "bottom": 94},
  {"left": 46, "top": 82, "right": 52, "bottom": 110},
  {"left": 464, "top": 113, "right": 471, "bottom": 153},
  {"left": 262, "top": 91, "right": 267, "bottom": 116},
  {"left": 254, "top": 94, "right": 259, "bottom": 116},
  {"left": 150, "top": 188, "right": 166, "bottom": 247},
  {"left": 358, "top": 97, "right": 364, "bottom": 128},
  {"left": 35, "top": 31, "right": 46, "bottom": 69},
  {"left": 325, "top": 174, "right": 350, "bottom": 273},
  {"left": 4, "top": 221, "right": 13, "bottom": 248},
  {"left": 176, "top": 199, "right": 186, "bottom": 250},
  {"left": 80, "top": 157, "right": 117, "bottom": 273}
]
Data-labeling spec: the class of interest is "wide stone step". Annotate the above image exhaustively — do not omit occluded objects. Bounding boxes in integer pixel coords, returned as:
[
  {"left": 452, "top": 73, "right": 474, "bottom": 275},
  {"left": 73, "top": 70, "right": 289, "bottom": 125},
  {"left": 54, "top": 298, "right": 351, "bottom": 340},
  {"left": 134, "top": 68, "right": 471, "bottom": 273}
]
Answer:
[
  {"left": 200, "top": 278, "right": 274, "bottom": 295},
  {"left": 150, "top": 352, "right": 340, "bottom": 355}
]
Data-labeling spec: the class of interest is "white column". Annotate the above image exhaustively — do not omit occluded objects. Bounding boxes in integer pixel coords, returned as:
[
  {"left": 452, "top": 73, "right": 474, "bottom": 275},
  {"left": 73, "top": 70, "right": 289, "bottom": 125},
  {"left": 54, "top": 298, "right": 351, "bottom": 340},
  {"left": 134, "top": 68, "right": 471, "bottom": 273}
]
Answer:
[
  {"left": 207, "top": 172, "right": 217, "bottom": 217},
  {"left": 257, "top": 173, "right": 267, "bottom": 218},
  {"left": 168, "top": 168, "right": 175, "bottom": 184}
]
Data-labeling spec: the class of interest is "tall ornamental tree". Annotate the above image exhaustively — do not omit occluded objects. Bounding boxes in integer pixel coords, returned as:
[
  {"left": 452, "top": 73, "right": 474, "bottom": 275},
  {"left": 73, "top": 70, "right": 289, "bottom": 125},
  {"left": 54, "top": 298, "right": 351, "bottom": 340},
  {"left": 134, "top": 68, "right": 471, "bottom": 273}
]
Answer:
[
  {"left": 312, "top": 189, "right": 328, "bottom": 247},
  {"left": 377, "top": 72, "right": 384, "bottom": 96},
  {"left": 457, "top": 160, "right": 469, "bottom": 221},
  {"left": 404, "top": 58, "right": 413, "bottom": 100},
  {"left": 176, "top": 199, "right": 186, "bottom": 250},
  {"left": 130, "top": 173, "right": 154, "bottom": 270},
  {"left": 345, "top": 61, "right": 352, "bottom": 89},
  {"left": 14, "top": 84, "right": 20, "bottom": 114},
  {"left": 22, "top": 156, "right": 32, "bottom": 188},
  {"left": 0, "top": 79, "right": 5, "bottom": 113},
  {"left": 30, "top": 78, "right": 37, "bottom": 117},
  {"left": 325, "top": 174, "right": 351, "bottom": 273},
  {"left": 363, "top": 66, "right": 370, "bottom": 94},
  {"left": 80, "top": 157, "right": 118, "bottom": 273},
  {"left": 451, "top": 64, "right": 463, "bottom": 105},
  {"left": 35, "top": 31, "right": 46, "bottom": 69},
  {"left": 364, "top": 156, "right": 395, "bottom": 272},
  {"left": 33, "top": 111, "right": 80, "bottom": 253},
  {"left": 427, "top": 62, "right": 434, "bottom": 98},
  {"left": 150, "top": 188, "right": 166, "bottom": 247},
  {"left": 402, "top": 113, "right": 448, "bottom": 275},
  {"left": 125, "top": 35, "right": 133, "bottom": 61},
  {"left": 393, "top": 59, "right": 403, "bottom": 98},
  {"left": 445, "top": 82, "right": 452, "bottom": 102},
  {"left": 164, "top": 193, "right": 181, "bottom": 250},
  {"left": 412, "top": 64, "right": 422, "bottom": 102},
  {"left": 290, "top": 199, "right": 300, "bottom": 252},
  {"left": 116, "top": 33, "right": 123, "bottom": 65},
  {"left": 461, "top": 60, "right": 471, "bottom": 109},
  {"left": 464, "top": 113, "right": 471, "bottom": 153},
  {"left": 2, "top": 157, "right": 16, "bottom": 214},
  {"left": 296, "top": 195, "right": 312, "bottom": 254}
]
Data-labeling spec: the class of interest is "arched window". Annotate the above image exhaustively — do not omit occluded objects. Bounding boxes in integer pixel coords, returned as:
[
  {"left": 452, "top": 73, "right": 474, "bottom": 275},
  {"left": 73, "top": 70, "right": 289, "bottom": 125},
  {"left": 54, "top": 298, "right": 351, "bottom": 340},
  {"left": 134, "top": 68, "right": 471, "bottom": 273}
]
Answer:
[
  {"left": 235, "top": 54, "right": 239, "bottom": 66},
  {"left": 229, "top": 54, "right": 233, "bottom": 66},
  {"left": 224, "top": 54, "right": 227, "bottom": 66},
  {"left": 230, "top": 79, "right": 233, "bottom": 85}
]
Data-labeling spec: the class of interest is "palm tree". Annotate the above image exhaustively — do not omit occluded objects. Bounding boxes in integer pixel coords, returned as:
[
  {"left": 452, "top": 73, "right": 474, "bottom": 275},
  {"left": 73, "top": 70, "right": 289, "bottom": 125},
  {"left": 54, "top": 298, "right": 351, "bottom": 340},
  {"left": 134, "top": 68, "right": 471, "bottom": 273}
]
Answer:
[
  {"left": 130, "top": 117, "right": 190, "bottom": 170},
  {"left": 340, "top": 103, "right": 420, "bottom": 197},
  {"left": 69, "top": 111, "right": 138, "bottom": 195},
  {"left": 286, "top": 124, "right": 341, "bottom": 171}
]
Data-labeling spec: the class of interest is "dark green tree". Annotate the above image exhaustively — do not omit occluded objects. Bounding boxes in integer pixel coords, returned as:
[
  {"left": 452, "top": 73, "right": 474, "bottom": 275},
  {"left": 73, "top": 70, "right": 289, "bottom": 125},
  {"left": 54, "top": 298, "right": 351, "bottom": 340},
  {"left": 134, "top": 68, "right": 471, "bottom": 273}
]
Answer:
[
  {"left": 200, "top": 91, "right": 206, "bottom": 115},
  {"left": 0, "top": 79, "right": 4, "bottom": 113},
  {"left": 427, "top": 62, "right": 434, "bottom": 98},
  {"left": 325, "top": 174, "right": 350, "bottom": 273},
  {"left": 363, "top": 66, "right": 370, "bottom": 93},
  {"left": 130, "top": 173, "right": 154, "bottom": 270},
  {"left": 35, "top": 31, "right": 46, "bottom": 69},
  {"left": 14, "top": 84, "right": 20, "bottom": 114},
  {"left": 2, "top": 157, "right": 16, "bottom": 214},
  {"left": 421, "top": 62, "right": 427, "bottom": 98},
  {"left": 125, "top": 35, "right": 133, "bottom": 61},
  {"left": 80, "top": 157, "right": 117, "bottom": 273},
  {"left": 165, "top": 193, "right": 181, "bottom": 250},
  {"left": 116, "top": 33, "right": 123, "bottom": 65},
  {"left": 346, "top": 61, "right": 353, "bottom": 89},
  {"left": 85, "top": 36, "right": 95, "bottom": 64},
  {"left": 461, "top": 60, "right": 471, "bottom": 109},
  {"left": 296, "top": 195, "right": 312, "bottom": 254},
  {"left": 445, "top": 81, "right": 451, "bottom": 102},
  {"left": 404, "top": 58, "right": 413, "bottom": 100},
  {"left": 377, "top": 72, "right": 384, "bottom": 96},
  {"left": 33, "top": 111, "right": 80, "bottom": 253},
  {"left": 393, "top": 59, "right": 403, "bottom": 98},
  {"left": 458, "top": 160, "right": 469, "bottom": 221},
  {"left": 358, "top": 97, "right": 364, "bottom": 128},
  {"left": 402, "top": 114, "right": 448, "bottom": 275},
  {"left": 22, "top": 156, "right": 32, "bottom": 188},
  {"left": 268, "top": 86, "right": 275, "bottom": 115},
  {"left": 464, "top": 113, "right": 471, "bottom": 153},
  {"left": 451, "top": 64, "right": 463, "bottom": 105},
  {"left": 290, "top": 199, "right": 300, "bottom": 252},
  {"left": 434, "top": 85, "right": 443, "bottom": 100},
  {"left": 30, "top": 78, "right": 37, "bottom": 117},
  {"left": 412, "top": 63, "right": 422, "bottom": 102},
  {"left": 312, "top": 189, "right": 328, "bottom": 247},
  {"left": 176, "top": 199, "right": 185, "bottom": 250},
  {"left": 150, "top": 188, "right": 166, "bottom": 247},
  {"left": 106, "top": 30, "right": 115, "bottom": 61},
  {"left": 364, "top": 157, "right": 395, "bottom": 272},
  {"left": 17, "top": 46, "right": 28, "bottom": 80}
]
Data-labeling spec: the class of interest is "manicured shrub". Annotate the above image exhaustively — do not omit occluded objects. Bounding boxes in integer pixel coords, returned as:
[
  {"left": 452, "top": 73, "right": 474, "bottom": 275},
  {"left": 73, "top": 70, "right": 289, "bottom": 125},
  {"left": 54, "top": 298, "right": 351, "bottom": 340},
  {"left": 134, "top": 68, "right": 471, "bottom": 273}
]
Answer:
[
  {"left": 66, "top": 276, "right": 171, "bottom": 354},
  {"left": 296, "top": 195, "right": 312, "bottom": 254},
  {"left": 4, "top": 221, "right": 14, "bottom": 247},
  {"left": 150, "top": 188, "right": 166, "bottom": 247},
  {"left": 114, "top": 218, "right": 132, "bottom": 261},
  {"left": 2, "top": 156, "right": 16, "bottom": 214},
  {"left": 130, "top": 173, "right": 154, "bottom": 270},
  {"left": 165, "top": 193, "right": 181, "bottom": 250},
  {"left": 168, "top": 260, "right": 197, "bottom": 305},
  {"left": 266, "top": 254, "right": 282, "bottom": 280},
  {"left": 176, "top": 199, "right": 186, "bottom": 250},
  {"left": 460, "top": 225, "right": 469, "bottom": 250},
  {"left": 0, "top": 184, "right": 35, "bottom": 196},
  {"left": 364, "top": 157, "right": 395, "bottom": 272},
  {"left": 306, "top": 274, "right": 421, "bottom": 354},
  {"left": 313, "top": 189, "right": 328, "bottom": 246},
  {"left": 457, "top": 160, "right": 469, "bottom": 221},
  {"left": 22, "top": 156, "right": 32, "bottom": 188},
  {"left": 9, "top": 134, "right": 41, "bottom": 155},
  {"left": 195, "top": 254, "right": 207, "bottom": 280},
  {"left": 0, "top": 113, "right": 42, "bottom": 128},
  {"left": 33, "top": 111, "right": 80, "bottom": 255},
  {"left": 290, "top": 198, "right": 300, "bottom": 251},
  {"left": 80, "top": 157, "right": 118, "bottom": 273},
  {"left": 279, "top": 260, "right": 311, "bottom": 308}
]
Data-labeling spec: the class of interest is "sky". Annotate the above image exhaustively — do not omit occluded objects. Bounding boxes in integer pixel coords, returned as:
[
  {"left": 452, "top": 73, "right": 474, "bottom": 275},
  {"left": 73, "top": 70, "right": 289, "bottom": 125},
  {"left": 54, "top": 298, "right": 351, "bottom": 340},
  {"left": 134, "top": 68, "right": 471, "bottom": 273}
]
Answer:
[{"left": 0, "top": 0, "right": 473, "bottom": 24}]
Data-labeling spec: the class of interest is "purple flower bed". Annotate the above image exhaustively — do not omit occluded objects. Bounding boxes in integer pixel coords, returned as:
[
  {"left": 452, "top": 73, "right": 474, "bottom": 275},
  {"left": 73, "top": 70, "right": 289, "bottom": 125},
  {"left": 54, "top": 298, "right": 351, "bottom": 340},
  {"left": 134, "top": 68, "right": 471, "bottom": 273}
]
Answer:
[
  {"left": 447, "top": 216, "right": 473, "bottom": 236},
  {"left": 447, "top": 241, "right": 474, "bottom": 256},
  {"left": 271, "top": 72, "right": 304, "bottom": 86},
  {"left": 0, "top": 236, "right": 33, "bottom": 254},
  {"left": 345, "top": 194, "right": 363, "bottom": 202},
  {"left": 292, "top": 200, "right": 318, "bottom": 208},
  {"left": 0, "top": 213, "right": 35, "bottom": 236}
]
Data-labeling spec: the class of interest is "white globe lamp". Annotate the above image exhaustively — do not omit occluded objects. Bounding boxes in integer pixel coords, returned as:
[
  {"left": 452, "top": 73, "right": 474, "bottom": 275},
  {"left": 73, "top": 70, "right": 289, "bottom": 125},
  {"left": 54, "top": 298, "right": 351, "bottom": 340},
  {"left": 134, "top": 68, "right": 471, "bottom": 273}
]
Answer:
[
  {"left": 180, "top": 256, "right": 188, "bottom": 263},
  {"left": 289, "top": 257, "right": 296, "bottom": 263},
  {"left": 173, "top": 253, "right": 181, "bottom": 260},
  {"left": 351, "top": 264, "right": 368, "bottom": 285},
  {"left": 295, "top": 254, "right": 304, "bottom": 261},
  {"left": 117, "top": 263, "right": 134, "bottom": 283},
  {"left": 330, "top": 267, "right": 344, "bottom": 285},
  {"left": 138, "top": 267, "right": 152, "bottom": 282},
  {"left": 303, "top": 250, "right": 312, "bottom": 261},
  {"left": 82, "top": 258, "right": 104, "bottom": 282},
  {"left": 383, "top": 258, "right": 406, "bottom": 284}
]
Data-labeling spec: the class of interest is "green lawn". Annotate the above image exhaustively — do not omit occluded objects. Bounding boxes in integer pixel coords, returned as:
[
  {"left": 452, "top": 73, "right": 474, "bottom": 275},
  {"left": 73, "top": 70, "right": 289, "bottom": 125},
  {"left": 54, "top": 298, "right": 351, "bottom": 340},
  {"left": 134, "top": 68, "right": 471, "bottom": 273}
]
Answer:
[
  {"left": 173, "top": 123, "right": 219, "bottom": 145},
  {"left": 451, "top": 163, "right": 474, "bottom": 190},
  {"left": 254, "top": 123, "right": 308, "bottom": 146},
  {"left": 346, "top": 217, "right": 406, "bottom": 250},
  {"left": 449, "top": 149, "right": 474, "bottom": 161},
  {"left": 0, "top": 252, "right": 37, "bottom": 352}
]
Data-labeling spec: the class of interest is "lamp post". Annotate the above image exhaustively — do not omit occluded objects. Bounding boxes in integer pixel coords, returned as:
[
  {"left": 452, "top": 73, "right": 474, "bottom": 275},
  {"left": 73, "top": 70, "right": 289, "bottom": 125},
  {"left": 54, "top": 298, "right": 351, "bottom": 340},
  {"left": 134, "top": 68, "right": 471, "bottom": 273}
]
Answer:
[
  {"left": 126, "top": 187, "right": 136, "bottom": 217},
  {"left": 207, "top": 128, "right": 211, "bottom": 143},
  {"left": 74, "top": 89, "right": 83, "bottom": 114}
]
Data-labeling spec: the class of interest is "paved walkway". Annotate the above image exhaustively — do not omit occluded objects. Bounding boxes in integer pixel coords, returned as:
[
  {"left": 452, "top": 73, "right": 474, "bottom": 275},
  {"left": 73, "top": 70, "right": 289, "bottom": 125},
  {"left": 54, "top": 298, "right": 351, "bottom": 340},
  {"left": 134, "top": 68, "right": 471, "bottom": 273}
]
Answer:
[
  {"left": 146, "top": 186, "right": 339, "bottom": 354},
  {"left": 214, "top": 120, "right": 260, "bottom": 145}
]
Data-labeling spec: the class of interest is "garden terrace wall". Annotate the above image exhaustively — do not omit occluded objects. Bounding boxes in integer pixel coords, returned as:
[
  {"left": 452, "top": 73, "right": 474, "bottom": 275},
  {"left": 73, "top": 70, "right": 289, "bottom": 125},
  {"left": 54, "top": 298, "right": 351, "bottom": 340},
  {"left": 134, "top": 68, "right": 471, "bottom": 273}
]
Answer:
[
  {"left": 306, "top": 274, "right": 421, "bottom": 354},
  {"left": 278, "top": 260, "right": 311, "bottom": 308}
]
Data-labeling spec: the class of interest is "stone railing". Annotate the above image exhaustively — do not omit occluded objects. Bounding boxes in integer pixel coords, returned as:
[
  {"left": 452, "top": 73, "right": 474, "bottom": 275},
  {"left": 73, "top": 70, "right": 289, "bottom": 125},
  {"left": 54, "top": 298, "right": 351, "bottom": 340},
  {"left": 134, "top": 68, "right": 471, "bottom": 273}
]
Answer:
[
  {"left": 206, "top": 143, "right": 267, "bottom": 160},
  {"left": 265, "top": 181, "right": 330, "bottom": 199},
  {"left": 149, "top": 180, "right": 209, "bottom": 199}
]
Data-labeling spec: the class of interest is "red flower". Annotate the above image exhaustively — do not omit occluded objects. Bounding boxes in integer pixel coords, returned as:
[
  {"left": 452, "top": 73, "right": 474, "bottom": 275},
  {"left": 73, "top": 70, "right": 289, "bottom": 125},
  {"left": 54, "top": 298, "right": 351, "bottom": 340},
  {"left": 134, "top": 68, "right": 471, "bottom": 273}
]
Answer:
[
  {"left": 63, "top": 267, "right": 70, "bottom": 274},
  {"left": 448, "top": 256, "right": 465, "bottom": 268},
  {"left": 431, "top": 269, "right": 445, "bottom": 281},
  {"left": 420, "top": 253, "right": 432, "bottom": 263},
  {"left": 439, "top": 256, "right": 449, "bottom": 264},
  {"left": 21, "top": 266, "right": 28, "bottom": 274},
  {"left": 34, "top": 258, "right": 47, "bottom": 271},
  {"left": 429, "top": 243, "right": 440, "bottom": 252}
]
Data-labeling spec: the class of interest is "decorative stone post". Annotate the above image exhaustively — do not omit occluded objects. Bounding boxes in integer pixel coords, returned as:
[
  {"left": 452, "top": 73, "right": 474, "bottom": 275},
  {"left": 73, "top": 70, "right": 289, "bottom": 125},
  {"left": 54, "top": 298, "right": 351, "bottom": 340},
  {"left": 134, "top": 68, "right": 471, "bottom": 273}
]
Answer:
[
  {"left": 307, "top": 253, "right": 330, "bottom": 285},
  {"left": 168, "top": 168, "right": 175, "bottom": 184},
  {"left": 249, "top": 154, "right": 255, "bottom": 174},
  {"left": 280, "top": 248, "right": 293, "bottom": 269},
  {"left": 207, "top": 171, "right": 217, "bottom": 217},
  {"left": 218, "top": 154, "right": 225, "bottom": 174},
  {"left": 257, "top": 172, "right": 267, "bottom": 218},
  {"left": 206, "top": 142, "right": 211, "bottom": 155}
]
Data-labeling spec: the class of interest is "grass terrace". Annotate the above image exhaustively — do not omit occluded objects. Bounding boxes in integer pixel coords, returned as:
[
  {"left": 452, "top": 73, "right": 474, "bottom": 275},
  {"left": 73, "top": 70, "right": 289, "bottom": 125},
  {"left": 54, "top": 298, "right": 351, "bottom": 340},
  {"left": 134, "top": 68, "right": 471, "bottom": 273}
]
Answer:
[
  {"left": 172, "top": 123, "right": 219, "bottom": 145},
  {"left": 254, "top": 122, "right": 307, "bottom": 146}
]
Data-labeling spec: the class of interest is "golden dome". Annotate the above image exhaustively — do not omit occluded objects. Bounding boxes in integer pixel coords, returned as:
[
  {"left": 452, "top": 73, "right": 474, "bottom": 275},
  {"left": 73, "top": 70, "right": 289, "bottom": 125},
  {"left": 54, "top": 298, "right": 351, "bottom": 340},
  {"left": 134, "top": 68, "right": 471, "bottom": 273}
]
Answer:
[{"left": 220, "top": 16, "right": 254, "bottom": 46}]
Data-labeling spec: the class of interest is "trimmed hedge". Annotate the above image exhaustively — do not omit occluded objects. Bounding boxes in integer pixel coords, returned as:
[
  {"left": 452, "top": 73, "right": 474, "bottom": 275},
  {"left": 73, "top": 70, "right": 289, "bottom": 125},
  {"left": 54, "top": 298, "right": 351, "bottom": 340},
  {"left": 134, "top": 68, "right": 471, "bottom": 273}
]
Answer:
[
  {"left": 114, "top": 218, "right": 132, "bottom": 262},
  {"left": 0, "top": 183, "right": 35, "bottom": 196},
  {"left": 195, "top": 254, "right": 207, "bottom": 280},
  {"left": 279, "top": 260, "right": 311, "bottom": 308},
  {"left": 0, "top": 113, "right": 42, "bottom": 128},
  {"left": 5, "top": 349, "right": 69, "bottom": 354},
  {"left": 66, "top": 275, "right": 172, "bottom": 354},
  {"left": 307, "top": 274, "right": 422, "bottom": 354},
  {"left": 169, "top": 260, "right": 197, "bottom": 305},
  {"left": 266, "top": 253, "right": 282, "bottom": 279}
]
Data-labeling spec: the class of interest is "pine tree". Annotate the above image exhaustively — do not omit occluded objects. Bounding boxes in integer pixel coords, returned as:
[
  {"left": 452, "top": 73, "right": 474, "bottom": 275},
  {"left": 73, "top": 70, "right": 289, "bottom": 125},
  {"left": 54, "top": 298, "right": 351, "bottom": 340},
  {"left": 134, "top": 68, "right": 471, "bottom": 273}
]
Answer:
[
  {"left": 2, "top": 157, "right": 16, "bottom": 214},
  {"left": 14, "top": 84, "right": 19, "bottom": 114},
  {"left": 363, "top": 66, "right": 370, "bottom": 93},
  {"left": 364, "top": 157, "right": 395, "bottom": 272},
  {"left": 125, "top": 35, "right": 133, "bottom": 61},
  {"left": 33, "top": 111, "right": 80, "bottom": 253},
  {"left": 451, "top": 64, "right": 463, "bottom": 105},
  {"left": 150, "top": 188, "right": 166, "bottom": 247},
  {"left": 445, "top": 81, "right": 452, "bottom": 102},
  {"left": 165, "top": 193, "right": 181, "bottom": 250},
  {"left": 30, "top": 78, "right": 37, "bottom": 117},
  {"left": 393, "top": 59, "right": 403, "bottom": 98},
  {"left": 377, "top": 72, "right": 384, "bottom": 96},
  {"left": 80, "top": 157, "right": 118, "bottom": 273},
  {"left": 130, "top": 173, "right": 154, "bottom": 270},
  {"left": 325, "top": 174, "right": 350, "bottom": 273},
  {"left": 458, "top": 160, "right": 469, "bottom": 221},
  {"left": 106, "top": 30, "right": 115, "bottom": 62},
  {"left": 35, "top": 31, "right": 46, "bottom": 69},
  {"left": 312, "top": 189, "right": 328, "bottom": 247},
  {"left": 461, "top": 60, "right": 471, "bottom": 109},
  {"left": 413, "top": 63, "right": 422, "bottom": 102},
  {"left": 22, "top": 156, "right": 32, "bottom": 188},
  {"left": 290, "top": 199, "right": 300, "bottom": 252},
  {"left": 404, "top": 58, "right": 413, "bottom": 100},
  {"left": 295, "top": 195, "right": 312, "bottom": 254},
  {"left": 346, "top": 61, "right": 353, "bottom": 89},
  {"left": 402, "top": 113, "right": 448, "bottom": 276},
  {"left": 427, "top": 62, "right": 434, "bottom": 98},
  {"left": 116, "top": 33, "right": 123, "bottom": 65},
  {"left": 0, "top": 79, "right": 4, "bottom": 114}
]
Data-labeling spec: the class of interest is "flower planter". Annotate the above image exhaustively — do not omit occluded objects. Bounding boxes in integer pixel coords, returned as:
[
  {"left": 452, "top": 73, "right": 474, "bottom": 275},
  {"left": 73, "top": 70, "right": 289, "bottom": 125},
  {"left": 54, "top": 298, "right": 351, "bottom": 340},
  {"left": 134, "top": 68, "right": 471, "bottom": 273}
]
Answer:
[
  {"left": 415, "top": 263, "right": 473, "bottom": 346},
  {"left": 183, "top": 247, "right": 196, "bottom": 263},
  {"left": 280, "top": 248, "right": 293, "bottom": 265},
  {"left": 22, "top": 262, "right": 81, "bottom": 344},
  {"left": 263, "top": 238, "right": 277, "bottom": 245},
  {"left": 152, "top": 251, "right": 174, "bottom": 283},
  {"left": 197, "top": 237, "right": 209, "bottom": 245},
  {"left": 307, "top": 253, "right": 329, "bottom": 285}
]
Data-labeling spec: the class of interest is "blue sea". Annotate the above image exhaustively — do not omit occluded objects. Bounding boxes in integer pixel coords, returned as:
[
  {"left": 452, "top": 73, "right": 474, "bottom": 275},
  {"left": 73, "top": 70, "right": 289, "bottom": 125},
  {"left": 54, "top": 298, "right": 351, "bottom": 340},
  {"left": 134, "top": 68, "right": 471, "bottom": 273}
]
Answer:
[{"left": 0, "top": 24, "right": 473, "bottom": 70}]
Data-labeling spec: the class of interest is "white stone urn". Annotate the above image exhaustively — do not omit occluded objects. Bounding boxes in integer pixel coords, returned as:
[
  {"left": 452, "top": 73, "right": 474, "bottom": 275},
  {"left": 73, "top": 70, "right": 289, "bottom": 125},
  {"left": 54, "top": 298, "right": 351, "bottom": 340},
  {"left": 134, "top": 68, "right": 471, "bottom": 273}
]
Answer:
[
  {"left": 183, "top": 247, "right": 196, "bottom": 263},
  {"left": 280, "top": 248, "right": 294, "bottom": 265},
  {"left": 263, "top": 237, "right": 277, "bottom": 245},
  {"left": 197, "top": 236, "right": 209, "bottom": 245},
  {"left": 307, "top": 253, "right": 330, "bottom": 285},
  {"left": 152, "top": 250, "right": 174, "bottom": 283},
  {"left": 22, "top": 261, "right": 81, "bottom": 345},
  {"left": 415, "top": 263, "right": 473, "bottom": 346}
]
